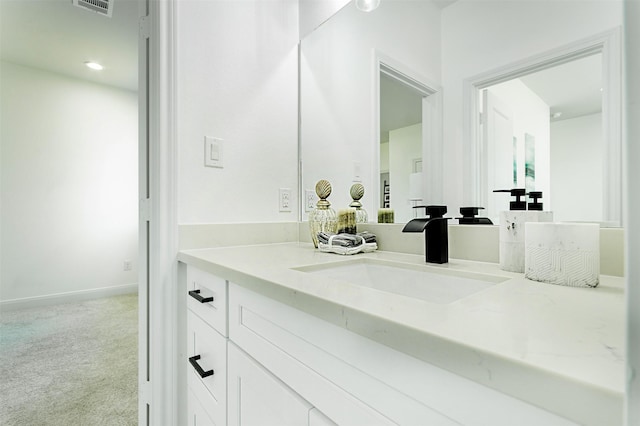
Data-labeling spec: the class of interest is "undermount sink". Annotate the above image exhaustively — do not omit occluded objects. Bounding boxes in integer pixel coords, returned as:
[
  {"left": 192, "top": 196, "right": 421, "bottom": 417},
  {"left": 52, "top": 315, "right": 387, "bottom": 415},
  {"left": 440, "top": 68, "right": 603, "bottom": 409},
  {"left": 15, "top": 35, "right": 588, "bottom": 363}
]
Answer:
[{"left": 293, "top": 258, "right": 509, "bottom": 304}]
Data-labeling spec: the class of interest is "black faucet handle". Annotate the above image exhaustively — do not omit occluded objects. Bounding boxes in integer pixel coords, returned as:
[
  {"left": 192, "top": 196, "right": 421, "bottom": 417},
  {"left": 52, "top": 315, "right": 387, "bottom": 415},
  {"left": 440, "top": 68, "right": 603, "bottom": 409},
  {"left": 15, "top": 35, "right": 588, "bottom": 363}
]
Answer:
[
  {"left": 425, "top": 205, "right": 447, "bottom": 218},
  {"left": 459, "top": 207, "right": 484, "bottom": 218}
]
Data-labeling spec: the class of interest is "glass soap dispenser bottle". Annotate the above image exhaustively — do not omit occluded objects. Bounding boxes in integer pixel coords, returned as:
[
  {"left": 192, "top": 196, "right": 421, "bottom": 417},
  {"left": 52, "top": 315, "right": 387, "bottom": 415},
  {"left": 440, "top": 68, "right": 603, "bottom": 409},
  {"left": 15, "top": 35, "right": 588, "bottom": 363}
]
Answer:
[
  {"left": 309, "top": 179, "right": 338, "bottom": 248},
  {"left": 349, "top": 183, "right": 368, "bottom": 224}
]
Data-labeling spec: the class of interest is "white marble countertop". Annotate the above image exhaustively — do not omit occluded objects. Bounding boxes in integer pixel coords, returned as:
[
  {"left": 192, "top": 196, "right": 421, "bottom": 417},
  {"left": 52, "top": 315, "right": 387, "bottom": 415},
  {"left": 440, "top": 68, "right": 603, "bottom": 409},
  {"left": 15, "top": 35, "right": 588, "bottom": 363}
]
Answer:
[{"left": 178, "top": 242, "right": 625, "bottom": 425}]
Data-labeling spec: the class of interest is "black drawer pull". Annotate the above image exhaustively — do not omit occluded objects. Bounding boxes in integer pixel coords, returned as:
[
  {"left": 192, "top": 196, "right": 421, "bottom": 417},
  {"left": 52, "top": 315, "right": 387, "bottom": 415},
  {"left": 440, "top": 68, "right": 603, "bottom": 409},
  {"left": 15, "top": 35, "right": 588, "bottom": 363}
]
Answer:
[
  {"left": 189, "top": 289, "right": 214, "bottom": 304},
  {"left": 189, "top": 355, "right": 214, "bottom": 378}
]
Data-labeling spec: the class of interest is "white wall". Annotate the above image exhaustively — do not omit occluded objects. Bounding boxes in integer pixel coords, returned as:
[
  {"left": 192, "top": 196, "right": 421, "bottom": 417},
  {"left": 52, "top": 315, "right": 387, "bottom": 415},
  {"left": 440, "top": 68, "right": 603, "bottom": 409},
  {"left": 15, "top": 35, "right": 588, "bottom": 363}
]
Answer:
[
  {"left": 0, "top": 61, "right": 138, "bottom": 303},
  {"left": 551, "top": 113, "right": 603, "bottom": 222},
  {"left": 441, "top": 0, "right": 623, "bottom": 215},
  {"left": 177, "top": 0, "right": 299, "bottom": 224},
  {"left": 299, "top": 0, "right": 350, "bottom": 39},
  {"left": 300, "top": 0, "right": 441, "bottom": 218}
]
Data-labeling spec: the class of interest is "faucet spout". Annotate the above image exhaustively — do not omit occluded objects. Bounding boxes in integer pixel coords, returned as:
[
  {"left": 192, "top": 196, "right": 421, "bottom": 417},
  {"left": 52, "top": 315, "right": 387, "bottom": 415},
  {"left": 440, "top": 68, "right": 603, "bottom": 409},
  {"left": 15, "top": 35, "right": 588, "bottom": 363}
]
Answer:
[
  {"left": 402, "top": 218, "right": 430, "bottom": 233},
  {"left": 402, "top": 206, "right": 451, "bottom": 264}
]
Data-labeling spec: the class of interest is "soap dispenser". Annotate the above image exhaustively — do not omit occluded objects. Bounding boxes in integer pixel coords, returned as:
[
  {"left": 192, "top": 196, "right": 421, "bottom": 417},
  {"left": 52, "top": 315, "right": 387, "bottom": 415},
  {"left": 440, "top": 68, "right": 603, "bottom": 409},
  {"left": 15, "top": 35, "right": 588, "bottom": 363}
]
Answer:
[
  {"left": 493, "top": 189, "right": 553, "bottom": 273},
  {"left": 309, "top": 180, "right": 338, "bottom": 248}
]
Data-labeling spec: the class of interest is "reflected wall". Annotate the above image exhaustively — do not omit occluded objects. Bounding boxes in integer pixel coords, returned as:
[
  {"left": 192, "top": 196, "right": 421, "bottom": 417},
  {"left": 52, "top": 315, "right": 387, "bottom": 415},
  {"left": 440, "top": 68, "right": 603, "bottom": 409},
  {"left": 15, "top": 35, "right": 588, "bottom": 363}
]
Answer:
[{"left": 300, "top": 0, "right": 441, "bottom": 219}]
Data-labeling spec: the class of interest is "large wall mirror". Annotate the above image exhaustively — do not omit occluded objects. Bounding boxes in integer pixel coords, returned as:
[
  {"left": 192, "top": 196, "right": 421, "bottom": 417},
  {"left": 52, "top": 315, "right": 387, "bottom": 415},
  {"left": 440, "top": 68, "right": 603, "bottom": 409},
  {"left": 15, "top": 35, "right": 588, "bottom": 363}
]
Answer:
[{"left": 300, "top": 0, "right": 623, "bottom": 226}]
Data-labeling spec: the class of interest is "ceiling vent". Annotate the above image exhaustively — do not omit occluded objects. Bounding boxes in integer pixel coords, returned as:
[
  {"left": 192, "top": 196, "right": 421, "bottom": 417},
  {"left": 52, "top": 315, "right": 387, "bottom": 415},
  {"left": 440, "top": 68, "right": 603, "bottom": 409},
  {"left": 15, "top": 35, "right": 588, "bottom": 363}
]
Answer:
[{"left": 72, "top": 0, "right": 113, "bottom": 17}]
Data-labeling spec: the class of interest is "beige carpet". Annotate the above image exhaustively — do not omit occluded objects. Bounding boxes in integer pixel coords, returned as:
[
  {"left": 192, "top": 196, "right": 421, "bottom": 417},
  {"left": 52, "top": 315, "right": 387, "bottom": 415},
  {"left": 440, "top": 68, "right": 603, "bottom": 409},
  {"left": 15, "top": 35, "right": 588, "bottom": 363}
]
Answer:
[{"left": 0, "top": 293, "right": 138, "bottom": 425}]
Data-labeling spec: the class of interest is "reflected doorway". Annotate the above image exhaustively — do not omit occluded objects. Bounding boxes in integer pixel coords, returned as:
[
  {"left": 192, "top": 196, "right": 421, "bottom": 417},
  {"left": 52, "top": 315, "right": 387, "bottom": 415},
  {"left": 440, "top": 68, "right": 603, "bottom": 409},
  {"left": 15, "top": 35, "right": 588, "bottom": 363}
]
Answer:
[{"left": 378, "top": 61, "right": 441, "bottom": 223}]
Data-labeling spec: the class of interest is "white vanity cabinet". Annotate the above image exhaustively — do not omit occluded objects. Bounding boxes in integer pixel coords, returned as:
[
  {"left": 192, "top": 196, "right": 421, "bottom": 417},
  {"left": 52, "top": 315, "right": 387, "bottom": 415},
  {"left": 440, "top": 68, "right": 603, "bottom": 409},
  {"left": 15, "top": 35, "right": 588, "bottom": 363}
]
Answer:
[{"left": 183, "top": 263, "right": 578, "bottom": 426}]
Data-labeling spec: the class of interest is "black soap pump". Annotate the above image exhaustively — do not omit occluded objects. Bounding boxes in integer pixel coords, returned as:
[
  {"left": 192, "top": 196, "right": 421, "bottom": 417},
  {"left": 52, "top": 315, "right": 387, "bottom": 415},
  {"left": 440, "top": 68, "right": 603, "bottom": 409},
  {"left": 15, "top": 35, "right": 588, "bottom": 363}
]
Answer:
[
  {"left": 457, "top": 207, "right": 493, "bottom": 225},
  {"left": 493, "top": 188, "right": 527, "bottom": 210},
  {"left": 528, "top": 191, "right": 543, "bottom": 211}
]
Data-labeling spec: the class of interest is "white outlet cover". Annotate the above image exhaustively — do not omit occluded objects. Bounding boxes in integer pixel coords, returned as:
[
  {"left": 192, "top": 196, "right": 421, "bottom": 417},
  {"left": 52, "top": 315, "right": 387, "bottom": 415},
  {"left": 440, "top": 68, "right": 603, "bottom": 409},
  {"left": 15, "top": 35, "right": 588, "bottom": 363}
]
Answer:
[
  {"left": 279, "top": 188, "right": 292, "bottom": 212},
  {"left": 305, "top": 189, "right": 316, "bottom": 211}
]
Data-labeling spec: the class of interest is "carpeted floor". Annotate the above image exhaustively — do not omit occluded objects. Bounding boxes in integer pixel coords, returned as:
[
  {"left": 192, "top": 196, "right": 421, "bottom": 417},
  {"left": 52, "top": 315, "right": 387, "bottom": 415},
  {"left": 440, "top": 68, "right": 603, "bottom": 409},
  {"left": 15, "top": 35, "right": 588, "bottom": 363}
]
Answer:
[{"left": 0, "top": 293, "right": 138, "bottom": 426}]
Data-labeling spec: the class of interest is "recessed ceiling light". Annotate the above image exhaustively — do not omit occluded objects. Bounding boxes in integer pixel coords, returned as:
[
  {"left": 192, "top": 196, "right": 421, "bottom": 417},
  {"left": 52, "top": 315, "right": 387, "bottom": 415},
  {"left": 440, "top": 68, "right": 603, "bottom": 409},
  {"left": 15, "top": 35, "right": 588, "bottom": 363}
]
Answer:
[
  {"left": 551, "top": 112, "right": 563, "bottom": 119},
  {"left": 84, "top": 61, "right": 104, "bottom": 71}
]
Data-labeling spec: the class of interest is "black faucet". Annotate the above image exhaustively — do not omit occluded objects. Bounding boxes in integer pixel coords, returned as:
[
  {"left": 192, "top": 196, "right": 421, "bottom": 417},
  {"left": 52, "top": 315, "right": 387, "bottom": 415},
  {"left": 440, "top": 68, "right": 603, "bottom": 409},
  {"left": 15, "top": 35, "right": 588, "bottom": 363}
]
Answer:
[
  {"left": 402, "top": 205, "right": 451, "bottom": 264},
  {"left": 456, "top": 207, "right": 493, "bottom": 225}
]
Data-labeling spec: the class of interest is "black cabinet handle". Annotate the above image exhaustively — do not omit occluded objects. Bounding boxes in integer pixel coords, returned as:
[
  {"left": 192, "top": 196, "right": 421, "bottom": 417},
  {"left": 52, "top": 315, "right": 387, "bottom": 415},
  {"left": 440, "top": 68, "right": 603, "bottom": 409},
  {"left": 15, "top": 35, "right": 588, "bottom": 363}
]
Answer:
[
  {"left": 189, "top": 355, "right": 214, "bottom": 378},
  {"left": 189, "top": 289, "right": 214, "bottom": 304}
]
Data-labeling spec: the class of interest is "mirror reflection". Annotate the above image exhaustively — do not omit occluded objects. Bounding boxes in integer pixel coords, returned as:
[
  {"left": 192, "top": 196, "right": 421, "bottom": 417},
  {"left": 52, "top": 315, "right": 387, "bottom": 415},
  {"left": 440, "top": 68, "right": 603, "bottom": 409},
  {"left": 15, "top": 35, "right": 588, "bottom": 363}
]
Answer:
[
  {"left": 480, "top": 53, "right": 604, "bottom": 223},
  {"left": 300, "top": 0, "right": 442, "bottom": 222},
  {"left": 380, "top": 71, "right": 429, "bottom": 223},
  {"left": 300, "top": 0, "right": 622, "bottom": 226}
]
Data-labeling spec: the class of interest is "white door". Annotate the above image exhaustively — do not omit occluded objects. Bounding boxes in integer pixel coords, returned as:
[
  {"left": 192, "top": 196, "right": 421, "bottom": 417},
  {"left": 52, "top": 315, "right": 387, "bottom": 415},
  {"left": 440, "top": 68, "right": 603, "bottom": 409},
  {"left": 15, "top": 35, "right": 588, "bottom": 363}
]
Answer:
[
  {"left": 228, "top": 343, "right": 312, "bottom": 426},
  {"left": 482, "top": 89, "right": 515, "bottom": 221}
]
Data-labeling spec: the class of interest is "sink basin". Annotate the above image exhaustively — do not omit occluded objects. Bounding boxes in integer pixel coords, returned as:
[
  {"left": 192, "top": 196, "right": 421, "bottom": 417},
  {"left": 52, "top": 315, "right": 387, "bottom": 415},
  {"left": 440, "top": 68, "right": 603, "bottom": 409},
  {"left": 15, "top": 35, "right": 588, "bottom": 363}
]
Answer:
[{"left": 293, "top": 258, "right": 509, "bottom": 304}]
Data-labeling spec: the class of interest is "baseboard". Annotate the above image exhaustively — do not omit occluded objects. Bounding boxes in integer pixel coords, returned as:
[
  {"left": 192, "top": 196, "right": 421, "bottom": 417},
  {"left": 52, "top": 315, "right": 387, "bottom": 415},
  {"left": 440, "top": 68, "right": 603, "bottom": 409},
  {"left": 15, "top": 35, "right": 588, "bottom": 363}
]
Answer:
[{"left": 0, "top": 283, "right": 138, "bottom": 312}]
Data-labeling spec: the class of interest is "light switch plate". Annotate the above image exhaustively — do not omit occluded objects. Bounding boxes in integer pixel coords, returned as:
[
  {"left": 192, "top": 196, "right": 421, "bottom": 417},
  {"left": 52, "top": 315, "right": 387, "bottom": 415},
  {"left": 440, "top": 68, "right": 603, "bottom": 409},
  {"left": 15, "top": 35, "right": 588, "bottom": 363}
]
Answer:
[{"left": 205, "top": 136, "right": 223, "bottom": 168}]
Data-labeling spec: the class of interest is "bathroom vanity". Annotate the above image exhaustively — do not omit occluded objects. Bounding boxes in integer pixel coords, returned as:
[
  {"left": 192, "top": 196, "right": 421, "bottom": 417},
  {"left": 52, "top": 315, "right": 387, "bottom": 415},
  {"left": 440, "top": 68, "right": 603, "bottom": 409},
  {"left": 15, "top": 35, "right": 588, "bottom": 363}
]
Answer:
[{"left": 178, "top": 243, "right": 624, "bottom": 426}]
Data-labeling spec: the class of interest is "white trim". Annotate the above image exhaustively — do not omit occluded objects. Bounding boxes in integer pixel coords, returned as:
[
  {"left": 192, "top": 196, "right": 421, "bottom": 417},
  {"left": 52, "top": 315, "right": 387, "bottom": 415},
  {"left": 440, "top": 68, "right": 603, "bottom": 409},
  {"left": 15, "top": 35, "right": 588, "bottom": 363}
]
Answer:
[
  {"left": 138, "top": 0, "right": 151, "bottom": 424},
  {"left": 373, "top": 50, "right": 443, "bottom": 210},
  {"left": 142, "top": 0, "right": 179, "bottom": 423},
  {"left": 0, "top": 284, "right": 138, "bottom": 312},
  {"left": 624, "top": 2, "right": 640, "bottom": 423},
  {"left": 463, "top": 28, "right": 623, "bottom": 225}
]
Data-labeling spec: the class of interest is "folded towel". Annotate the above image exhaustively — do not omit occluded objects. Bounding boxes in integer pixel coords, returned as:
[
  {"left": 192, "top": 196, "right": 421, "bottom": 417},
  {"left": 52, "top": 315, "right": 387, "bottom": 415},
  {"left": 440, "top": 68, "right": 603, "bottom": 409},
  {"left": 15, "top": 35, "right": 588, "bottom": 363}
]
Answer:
[
  {"left": 357, "top": 231, "right": 377, "bottom": 244},
  {"left": 317, "top": 232, "right": 362, "bottom": 247},
  {"left": 316, "top": 231, "right": 378, "bottom": 255}
]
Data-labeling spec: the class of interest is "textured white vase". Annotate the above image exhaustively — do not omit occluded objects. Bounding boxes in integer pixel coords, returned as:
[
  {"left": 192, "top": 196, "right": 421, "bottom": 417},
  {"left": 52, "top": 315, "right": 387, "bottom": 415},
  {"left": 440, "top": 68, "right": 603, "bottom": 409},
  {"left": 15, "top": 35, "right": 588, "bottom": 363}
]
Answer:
[
  {"left": 524, "top": 223, "right": 600, "bottom": 288},
  {"left": 499, "top": 211, "right": 553, "bottom": 273}
]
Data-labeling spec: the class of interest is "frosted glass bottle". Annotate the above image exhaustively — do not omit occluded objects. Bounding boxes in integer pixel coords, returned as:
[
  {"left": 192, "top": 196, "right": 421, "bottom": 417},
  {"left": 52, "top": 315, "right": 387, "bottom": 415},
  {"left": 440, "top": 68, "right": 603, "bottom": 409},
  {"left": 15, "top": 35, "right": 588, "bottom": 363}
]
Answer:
[
  {"left": 309, "top": 180, "right": 337, "bottom": 248},
  {"left": 349, "top": 183, "right": 368, "bottom": 224}
]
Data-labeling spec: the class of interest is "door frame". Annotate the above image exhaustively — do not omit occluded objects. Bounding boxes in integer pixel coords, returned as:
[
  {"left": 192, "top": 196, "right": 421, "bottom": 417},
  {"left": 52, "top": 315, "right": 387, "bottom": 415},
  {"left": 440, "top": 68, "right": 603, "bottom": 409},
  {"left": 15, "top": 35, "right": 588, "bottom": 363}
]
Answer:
[{"left": 138, "top": 0, "right": 179, "bottom": 423}]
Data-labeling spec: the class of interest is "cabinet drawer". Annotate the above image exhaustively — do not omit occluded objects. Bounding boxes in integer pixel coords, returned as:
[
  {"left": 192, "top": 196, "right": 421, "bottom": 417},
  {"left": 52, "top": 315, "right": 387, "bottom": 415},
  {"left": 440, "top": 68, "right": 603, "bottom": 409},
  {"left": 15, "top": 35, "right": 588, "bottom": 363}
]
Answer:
[
  {"left": 187, "top": 266, "right": 227, "bottom": 336},
  {"left": 228, "top": 342, "right": 312, "bottom": 426},
  {"left": 187, "top": 311, "right": 227, "bottom": 426},
  {"left": 187, "top": 387, "right": 216, "bottom": 426}
]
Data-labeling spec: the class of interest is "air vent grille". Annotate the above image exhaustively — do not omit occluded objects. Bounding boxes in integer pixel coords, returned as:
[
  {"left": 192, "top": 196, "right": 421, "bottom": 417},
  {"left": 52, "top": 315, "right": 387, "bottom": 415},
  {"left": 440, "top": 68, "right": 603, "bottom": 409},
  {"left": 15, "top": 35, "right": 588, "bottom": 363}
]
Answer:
[{"left": 72, "top": 0, "right": 113, "bottom": 17}]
